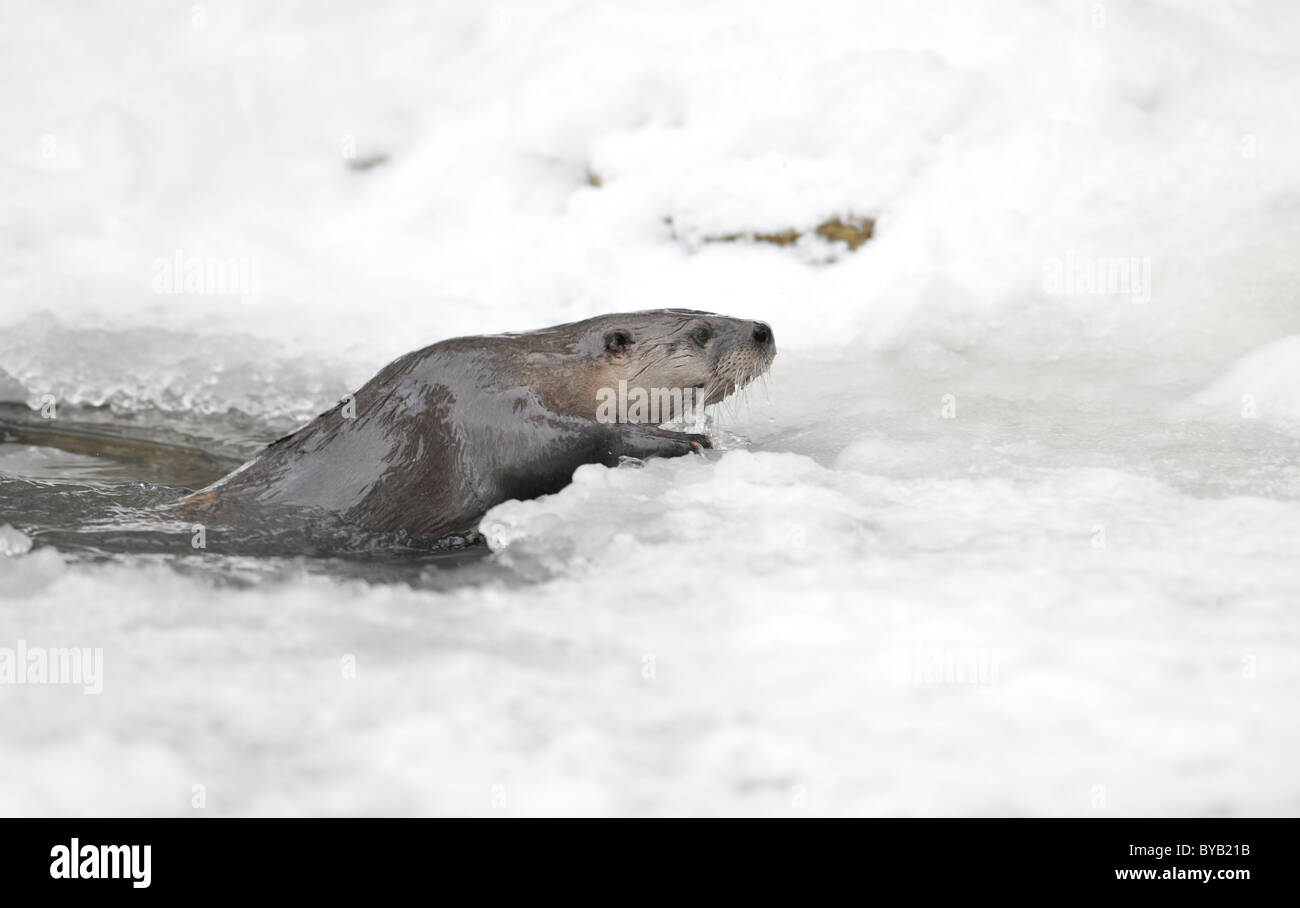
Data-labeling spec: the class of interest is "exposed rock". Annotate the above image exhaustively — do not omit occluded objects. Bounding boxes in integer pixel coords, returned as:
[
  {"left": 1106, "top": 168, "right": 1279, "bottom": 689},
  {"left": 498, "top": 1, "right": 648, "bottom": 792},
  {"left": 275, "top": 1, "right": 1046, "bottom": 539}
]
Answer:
[{"left": 670, "top": 215, "right": 874, "bottom": 252}]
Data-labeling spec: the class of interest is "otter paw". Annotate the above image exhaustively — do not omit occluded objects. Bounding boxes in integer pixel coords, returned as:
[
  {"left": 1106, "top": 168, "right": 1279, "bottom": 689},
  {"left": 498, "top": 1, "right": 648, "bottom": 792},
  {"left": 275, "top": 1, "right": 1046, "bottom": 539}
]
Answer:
[{"left": 610, "top": 426, "right": 710, "bottom": 461}]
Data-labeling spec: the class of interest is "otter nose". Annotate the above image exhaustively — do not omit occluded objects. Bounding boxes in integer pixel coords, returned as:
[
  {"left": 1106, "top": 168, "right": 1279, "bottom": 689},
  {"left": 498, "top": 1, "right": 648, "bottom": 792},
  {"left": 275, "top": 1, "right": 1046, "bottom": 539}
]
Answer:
[{"left": 752, "top": 322, "right": 773, "bottom": 346}]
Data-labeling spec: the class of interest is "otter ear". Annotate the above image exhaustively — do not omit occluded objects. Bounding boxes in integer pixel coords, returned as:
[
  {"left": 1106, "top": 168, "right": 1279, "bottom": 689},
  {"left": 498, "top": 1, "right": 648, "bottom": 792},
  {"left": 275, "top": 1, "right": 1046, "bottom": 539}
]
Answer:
[{"left": 604, "top": 330, "right": 633, "bottom": 354}]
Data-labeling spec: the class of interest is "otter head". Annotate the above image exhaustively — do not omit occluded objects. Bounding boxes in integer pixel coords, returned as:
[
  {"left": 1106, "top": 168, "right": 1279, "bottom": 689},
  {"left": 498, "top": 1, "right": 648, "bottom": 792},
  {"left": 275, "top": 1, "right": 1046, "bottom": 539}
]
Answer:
[{"left": 530, "top": 309, "right": 776, "bottom": 422}]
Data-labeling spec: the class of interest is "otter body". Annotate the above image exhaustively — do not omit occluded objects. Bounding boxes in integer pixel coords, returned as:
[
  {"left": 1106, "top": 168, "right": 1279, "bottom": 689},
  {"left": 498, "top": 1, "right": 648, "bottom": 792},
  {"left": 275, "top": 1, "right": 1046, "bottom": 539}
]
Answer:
[{"left": 184, "top": 310, "right": 774, "bottom": 539}]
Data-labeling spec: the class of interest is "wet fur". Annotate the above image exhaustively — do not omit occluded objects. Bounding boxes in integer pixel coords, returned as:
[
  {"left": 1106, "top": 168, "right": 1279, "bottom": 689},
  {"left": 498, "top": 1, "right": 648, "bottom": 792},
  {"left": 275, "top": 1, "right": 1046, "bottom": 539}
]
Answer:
[{"left": 182, "top": 309, "right": 775, "bottom": 538}]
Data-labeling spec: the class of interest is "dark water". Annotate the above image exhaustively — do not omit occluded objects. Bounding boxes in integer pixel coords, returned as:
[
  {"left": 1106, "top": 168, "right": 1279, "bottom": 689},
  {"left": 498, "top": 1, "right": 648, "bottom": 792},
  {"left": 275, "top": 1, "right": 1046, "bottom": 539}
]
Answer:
[{"left": 0, "top": 403, "right": 493, "bottom": 586}]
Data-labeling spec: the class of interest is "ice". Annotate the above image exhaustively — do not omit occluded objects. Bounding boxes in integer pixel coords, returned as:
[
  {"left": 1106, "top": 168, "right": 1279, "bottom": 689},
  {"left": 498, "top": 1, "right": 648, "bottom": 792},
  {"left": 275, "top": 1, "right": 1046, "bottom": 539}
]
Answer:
[{"left": 1, "top": 0, "right": 1299, "bottom": 815}]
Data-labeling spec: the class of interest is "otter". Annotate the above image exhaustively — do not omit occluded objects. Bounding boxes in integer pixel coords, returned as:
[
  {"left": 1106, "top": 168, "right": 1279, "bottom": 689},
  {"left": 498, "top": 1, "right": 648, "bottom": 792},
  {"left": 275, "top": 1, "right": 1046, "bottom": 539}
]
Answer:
[{"left": 181, "top": 310, "right": 775, "bottom": 540}]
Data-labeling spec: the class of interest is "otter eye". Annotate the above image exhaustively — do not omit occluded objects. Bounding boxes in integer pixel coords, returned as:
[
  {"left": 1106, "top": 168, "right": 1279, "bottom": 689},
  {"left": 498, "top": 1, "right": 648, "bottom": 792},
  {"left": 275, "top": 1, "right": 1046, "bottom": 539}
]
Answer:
[
  {"left": 604, "top": 330, "right": 633, "bottom": 354},
  {"left": 692, "top": 325, "right": 712, "bottom": 346}
]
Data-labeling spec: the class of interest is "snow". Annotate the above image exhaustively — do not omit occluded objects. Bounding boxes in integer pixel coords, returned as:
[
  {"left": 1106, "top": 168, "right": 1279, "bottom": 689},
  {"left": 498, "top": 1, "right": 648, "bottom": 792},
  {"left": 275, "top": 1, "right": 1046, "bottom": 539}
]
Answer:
[
  {"left": 0, "top": 525, "right": 32, "bottom": 557},
  {"left": 1, "top": 0, "right": 1299, "bottom": 815},
  {"left": 1194, "top": 335, "right": 1300, "bottom": 429}
]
